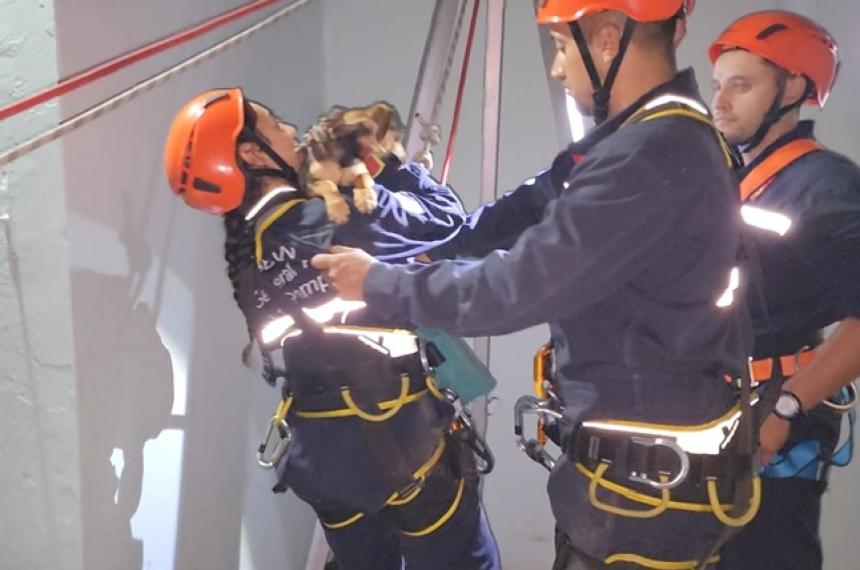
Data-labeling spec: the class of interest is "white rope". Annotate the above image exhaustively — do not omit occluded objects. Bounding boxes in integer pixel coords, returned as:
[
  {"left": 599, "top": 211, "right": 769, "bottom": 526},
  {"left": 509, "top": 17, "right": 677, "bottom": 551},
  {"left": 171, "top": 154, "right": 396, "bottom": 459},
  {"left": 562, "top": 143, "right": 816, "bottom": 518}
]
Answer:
[
  {"left": 0, "top": 0, "right": 313, "bottom": 169},
  {"left": 410, "top": 0, "right": 470, "bottom": 170},
  {"left": 430, "top": 0, "right": 470, "bottom": 127}
]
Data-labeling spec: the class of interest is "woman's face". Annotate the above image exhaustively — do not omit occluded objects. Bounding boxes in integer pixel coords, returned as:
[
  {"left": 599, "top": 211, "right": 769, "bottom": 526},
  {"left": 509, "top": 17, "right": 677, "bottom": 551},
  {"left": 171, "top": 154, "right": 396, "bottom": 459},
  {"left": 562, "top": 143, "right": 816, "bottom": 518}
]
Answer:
[{"left": 242, "top": 102, "right": 305, "bottom": 172}]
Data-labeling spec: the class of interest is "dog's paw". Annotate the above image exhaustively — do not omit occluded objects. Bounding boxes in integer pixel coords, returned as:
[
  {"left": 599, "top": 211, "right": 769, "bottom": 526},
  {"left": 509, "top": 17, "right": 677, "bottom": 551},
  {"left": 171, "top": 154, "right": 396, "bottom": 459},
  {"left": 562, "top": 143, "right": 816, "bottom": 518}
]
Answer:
[
  {"left": 325, "top": 195, "right": 351, "bottom": 224},
  {"left": 310, "top": 180, "right": 351, "bottom": 225},
  {"left": 353, "top": 186, "right": 377, "bottom": 214}
]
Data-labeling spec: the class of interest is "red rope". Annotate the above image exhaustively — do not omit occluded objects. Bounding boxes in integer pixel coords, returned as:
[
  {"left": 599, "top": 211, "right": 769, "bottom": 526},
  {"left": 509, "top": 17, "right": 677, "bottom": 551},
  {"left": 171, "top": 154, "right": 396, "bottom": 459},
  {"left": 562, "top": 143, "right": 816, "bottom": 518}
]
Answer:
[
  {"left": 440, "top": 0, "right": 481, "bottom": 186},
  {"left": 0, "top": 0, "right": 287, "bottom": 122}
]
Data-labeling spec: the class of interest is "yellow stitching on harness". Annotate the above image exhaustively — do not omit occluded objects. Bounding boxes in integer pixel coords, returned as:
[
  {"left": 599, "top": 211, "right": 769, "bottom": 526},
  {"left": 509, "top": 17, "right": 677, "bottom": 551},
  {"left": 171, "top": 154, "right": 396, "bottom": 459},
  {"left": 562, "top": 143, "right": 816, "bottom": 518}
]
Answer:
[
  {"left": 400, "top": 477, "right": 466, "bottom": 538},
  {"left": 341, "top": 375, "right": 410, "bottom": 422},
  {"left": 604, "top": 553, "right": 720, "bottom": 569},
  {"left": 707, "top": 476, "right": 761, "bottom": 527},
  {"left": 322, "top": 511, "right": 365, "bottom": 530},
  {"left": 294, "top": 388, "right": 429, "bottom": 419},
  {"left": 594, "top": 403, "right": 742, "bottom": 433},
  {"left": 639, "top": 108, "right": 733, "bottom": 167},
  {"left": 574, "top": 463, "right": 731, "bottom": 513},
  {"left": 254, "top": 198, "right": 304, "bottom": 263},
  {"left": 588, "top": 462, "right": 669, "bottom": 519}
]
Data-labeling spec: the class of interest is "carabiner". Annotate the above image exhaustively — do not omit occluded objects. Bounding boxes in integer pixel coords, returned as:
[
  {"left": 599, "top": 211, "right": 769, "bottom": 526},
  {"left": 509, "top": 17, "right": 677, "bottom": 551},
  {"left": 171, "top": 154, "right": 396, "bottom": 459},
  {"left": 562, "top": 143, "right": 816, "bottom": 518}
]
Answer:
[
  {"left": 257, "top": 394, "right": 293, "bottom": 471},
  {"left": 514, "top": 395, "right": 564, "bottom": 471},
  {"left": 257, "top": 416, "right": 291, "bottom": 469},
  {"left": 443, "top": 387, "right": 495, "bottom": 474}
]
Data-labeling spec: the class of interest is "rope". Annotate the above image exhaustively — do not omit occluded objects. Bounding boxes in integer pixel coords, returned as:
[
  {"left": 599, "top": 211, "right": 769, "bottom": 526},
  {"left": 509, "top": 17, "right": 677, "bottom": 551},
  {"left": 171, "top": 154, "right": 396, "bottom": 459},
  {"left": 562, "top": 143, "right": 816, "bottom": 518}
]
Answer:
[
  {"left": 428, "top": 0, "right": 471, "bottom": 128},
  {"left": 441, "top": 0, "right": 481, "bottom": 185},
  {"left": 410, "top": 0, "right": 470, "bottom": 170},
  {"left": 0, "top": 0, "right": 292, "bottom": 123},
  {"left": 0, "top": 0, "right": 312, "bottom": 169}
]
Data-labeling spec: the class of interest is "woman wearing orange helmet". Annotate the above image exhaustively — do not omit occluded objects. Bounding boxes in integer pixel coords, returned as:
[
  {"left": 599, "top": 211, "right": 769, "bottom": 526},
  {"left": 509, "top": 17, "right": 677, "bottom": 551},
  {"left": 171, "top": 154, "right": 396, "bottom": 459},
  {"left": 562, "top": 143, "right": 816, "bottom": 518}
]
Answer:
[
  {"left": 164, "top": 88, "right": 500, "bottom": 570},
  {"left": 314, "top": 2, "right": 754, "bottom": 569},
  {"left": 710, "top": 11, "right": 860, "bottom": 570}
]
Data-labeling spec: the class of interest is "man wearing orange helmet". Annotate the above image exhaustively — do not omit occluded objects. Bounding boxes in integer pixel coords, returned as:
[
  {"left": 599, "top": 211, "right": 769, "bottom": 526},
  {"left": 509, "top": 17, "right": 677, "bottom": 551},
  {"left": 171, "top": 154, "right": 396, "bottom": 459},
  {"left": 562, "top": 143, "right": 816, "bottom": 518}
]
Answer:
[
  {"left": 314, "top": 1, "right": 755, "bottom": 568},
  {"left": 164, "top": 89, "right": 501, "bottom": 569},
  {"left": 710, "top": 11, "right": 860, "bottom": 570}
]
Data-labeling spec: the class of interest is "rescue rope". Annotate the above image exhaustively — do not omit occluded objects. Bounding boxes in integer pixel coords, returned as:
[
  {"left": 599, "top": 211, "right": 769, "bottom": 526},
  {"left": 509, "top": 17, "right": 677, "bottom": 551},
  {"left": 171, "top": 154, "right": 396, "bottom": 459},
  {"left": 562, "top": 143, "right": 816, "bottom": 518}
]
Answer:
[
  {"left": 410, "top": 0, "right": 469, "bottom": 170},
  {"left": 440, "top": 0, "right": 481, "bottom": 185},
  {"left": 0, "top": 0, "right": 313, "bottom": 169}
]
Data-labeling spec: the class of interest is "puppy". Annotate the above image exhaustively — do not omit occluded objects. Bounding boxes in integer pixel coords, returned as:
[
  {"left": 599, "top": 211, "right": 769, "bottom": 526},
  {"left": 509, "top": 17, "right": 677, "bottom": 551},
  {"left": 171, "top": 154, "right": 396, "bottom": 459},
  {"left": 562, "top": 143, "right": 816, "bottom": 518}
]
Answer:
[{"left": 299, "top": 102, "right": 406, "bottom": 224}]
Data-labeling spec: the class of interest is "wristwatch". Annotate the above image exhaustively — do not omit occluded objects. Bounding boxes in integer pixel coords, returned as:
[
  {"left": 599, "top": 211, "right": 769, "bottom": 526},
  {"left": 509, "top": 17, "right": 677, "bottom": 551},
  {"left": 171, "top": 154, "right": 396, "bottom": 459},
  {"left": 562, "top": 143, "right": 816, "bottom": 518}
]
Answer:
[{"left": 773, "top": 390, "right": 805, "bottom": 421}]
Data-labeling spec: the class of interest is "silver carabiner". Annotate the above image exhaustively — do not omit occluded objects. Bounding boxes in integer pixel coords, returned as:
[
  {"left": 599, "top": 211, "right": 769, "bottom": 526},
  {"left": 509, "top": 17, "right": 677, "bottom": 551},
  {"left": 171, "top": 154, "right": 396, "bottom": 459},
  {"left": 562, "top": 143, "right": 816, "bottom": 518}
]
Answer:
[
  {"left": 514, "top": 395, "right": 564, "bottom": 471},
  {"left": 823, "top": 381, "right": 858, "bottom": 413},
  {"left": 257, "top": 416, "right": 291, "bottom": 470},
  {"left": 626, "top": 436, "right": 690, "bottom": 490}
]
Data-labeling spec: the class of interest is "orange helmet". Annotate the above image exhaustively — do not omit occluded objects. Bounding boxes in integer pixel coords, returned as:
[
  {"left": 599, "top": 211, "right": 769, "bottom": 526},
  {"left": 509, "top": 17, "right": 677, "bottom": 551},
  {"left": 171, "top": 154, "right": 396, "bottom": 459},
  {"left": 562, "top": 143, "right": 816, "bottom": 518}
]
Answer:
[
  {"left": 164, "top": 88, "right": 247, "bottom": 215},
  {"left": 536, "top": 0, "right": 693, "bottom": 24},
  {"left": 709, "top": 11, "right": 838, "bottom": 107}
]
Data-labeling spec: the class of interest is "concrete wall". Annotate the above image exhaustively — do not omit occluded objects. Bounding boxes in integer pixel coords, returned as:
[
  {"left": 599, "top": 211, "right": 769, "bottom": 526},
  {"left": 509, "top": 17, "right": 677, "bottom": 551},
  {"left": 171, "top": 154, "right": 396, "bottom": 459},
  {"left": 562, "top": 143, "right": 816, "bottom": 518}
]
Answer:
[
  {"left": 1, "top": 1, "right": 324, "bottom": 569},
  {"left": 0, "top": 1, "right": 82, "bottom": 569}
]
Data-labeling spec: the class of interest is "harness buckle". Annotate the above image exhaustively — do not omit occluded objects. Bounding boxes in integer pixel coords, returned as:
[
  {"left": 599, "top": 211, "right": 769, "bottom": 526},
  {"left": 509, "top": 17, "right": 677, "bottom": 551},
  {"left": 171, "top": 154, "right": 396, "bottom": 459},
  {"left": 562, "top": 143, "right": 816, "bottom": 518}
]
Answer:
[{"left": 625, "top": 436, "right": 691, "bottom": 490}]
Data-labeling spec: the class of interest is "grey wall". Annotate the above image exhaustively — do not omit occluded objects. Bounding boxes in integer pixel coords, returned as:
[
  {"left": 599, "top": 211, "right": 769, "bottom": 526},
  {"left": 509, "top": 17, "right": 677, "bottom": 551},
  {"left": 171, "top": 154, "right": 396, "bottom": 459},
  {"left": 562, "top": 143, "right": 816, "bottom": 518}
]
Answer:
[
  {"left": 0, "top": 1, "right": 81, "bottom": 569},
  {"left": 2, "top": 1, "right": 325, "bottom": 569}
]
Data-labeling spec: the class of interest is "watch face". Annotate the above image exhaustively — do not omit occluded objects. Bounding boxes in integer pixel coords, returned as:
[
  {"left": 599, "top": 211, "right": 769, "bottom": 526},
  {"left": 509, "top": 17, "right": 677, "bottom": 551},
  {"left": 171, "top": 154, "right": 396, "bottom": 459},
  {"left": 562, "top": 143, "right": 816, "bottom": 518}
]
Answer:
[{"left": 775, "top": 394, "right": 800, "bottom": 418}]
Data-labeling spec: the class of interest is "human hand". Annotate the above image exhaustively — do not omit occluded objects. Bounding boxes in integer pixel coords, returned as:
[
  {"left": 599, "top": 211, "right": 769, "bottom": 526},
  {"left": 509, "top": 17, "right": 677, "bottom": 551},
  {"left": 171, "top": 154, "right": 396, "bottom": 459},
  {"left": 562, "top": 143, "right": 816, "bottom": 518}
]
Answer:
[
  {"left": 311, "top": 245, "right": 377, "bottom": 301},
  {"left": 758, "top": 413, "right": 791, "bottom": 466}
]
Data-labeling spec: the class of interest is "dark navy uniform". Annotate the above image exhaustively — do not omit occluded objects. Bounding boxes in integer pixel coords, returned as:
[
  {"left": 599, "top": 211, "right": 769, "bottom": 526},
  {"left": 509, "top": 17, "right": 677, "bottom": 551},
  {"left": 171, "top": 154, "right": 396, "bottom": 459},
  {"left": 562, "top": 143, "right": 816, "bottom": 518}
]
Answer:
[
  {"left": 246, "top": 159, "right": 500, "bottom": 570},
  {"left": 718, "top": 121, "right": 860, "bottom": 570},
  {"left": 363, "top": 70, "right": 751, "bottom": 567}
]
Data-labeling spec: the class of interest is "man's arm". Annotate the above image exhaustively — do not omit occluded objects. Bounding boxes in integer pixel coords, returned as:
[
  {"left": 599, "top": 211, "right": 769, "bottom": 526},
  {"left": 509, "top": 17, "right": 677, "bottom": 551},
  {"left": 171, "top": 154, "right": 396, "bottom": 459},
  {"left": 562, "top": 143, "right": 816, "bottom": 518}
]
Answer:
[
  {"left": 368, "top": 162, "right": 467, "bottom": 260},
  {"left": 360, "top": 150, "right": 697, "bottom": 337},
  {"left": 429, "top": 147, "right": 580, "bottom": 260},
  {"left": 758, "top": 172, "right": 860, "bottom": 463},
  {"left": 786, "top": 318, "right": 860, "bottom": 409},
  {"left": 428, "top": 169, "right": 559, "bottom": 260},
  {"left": 759, "top": 318, "right": 860, "bottom": 464}
]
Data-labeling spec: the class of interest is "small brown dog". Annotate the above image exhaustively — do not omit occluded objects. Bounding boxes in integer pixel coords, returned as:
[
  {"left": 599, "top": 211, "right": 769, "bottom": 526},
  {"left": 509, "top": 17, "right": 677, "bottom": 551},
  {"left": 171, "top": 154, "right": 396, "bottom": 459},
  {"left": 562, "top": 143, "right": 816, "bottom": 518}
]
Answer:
[{"left": 299, "top": 101, "right": 406, "bottom": 224}]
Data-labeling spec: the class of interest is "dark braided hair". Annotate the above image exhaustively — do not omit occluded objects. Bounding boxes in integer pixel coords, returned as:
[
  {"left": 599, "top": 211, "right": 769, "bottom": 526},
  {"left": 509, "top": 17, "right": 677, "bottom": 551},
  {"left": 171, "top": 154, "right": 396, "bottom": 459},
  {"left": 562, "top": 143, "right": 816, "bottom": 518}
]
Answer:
[{"left": 222, "top": 103, "right": 266, "bottom": 364}]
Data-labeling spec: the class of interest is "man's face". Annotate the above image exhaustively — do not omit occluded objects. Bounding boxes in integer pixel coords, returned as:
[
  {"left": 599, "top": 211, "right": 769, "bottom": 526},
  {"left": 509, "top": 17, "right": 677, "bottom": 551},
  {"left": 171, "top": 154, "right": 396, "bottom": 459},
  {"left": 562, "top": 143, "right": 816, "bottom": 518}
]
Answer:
[
  {"left": 249, "top": 102, "right": 304, "bottom": 171},
  {"left": 711, "top": 50, "right": 783, "bottom": 145},
  {"left": 548, "top": 23, "right": 596, "bottom": 116}
]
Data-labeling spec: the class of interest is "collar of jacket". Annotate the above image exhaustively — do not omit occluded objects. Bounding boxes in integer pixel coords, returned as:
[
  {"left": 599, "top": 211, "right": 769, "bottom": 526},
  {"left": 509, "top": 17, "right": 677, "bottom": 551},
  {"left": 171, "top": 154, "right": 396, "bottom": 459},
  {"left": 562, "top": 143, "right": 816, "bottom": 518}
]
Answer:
[
  {"left": 739, "top": 120, "right": 817, "bottom": 179},
  {"left": 566, "top": 68, "right": 705, "bottom": 156}
]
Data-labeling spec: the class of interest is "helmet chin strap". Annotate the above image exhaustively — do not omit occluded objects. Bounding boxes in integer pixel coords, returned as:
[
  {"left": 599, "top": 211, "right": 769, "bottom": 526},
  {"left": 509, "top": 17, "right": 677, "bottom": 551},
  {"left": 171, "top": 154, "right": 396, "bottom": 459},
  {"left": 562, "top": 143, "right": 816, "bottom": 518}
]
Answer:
[
  {"left": 243, "top": 128, "right": 300, "bottom": 187},
  {"left": 569, "top": 17, "right": 636, "bottom": 124},
  {"left": 737, "top": 78, "right": 811, "bottom": 155}
]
